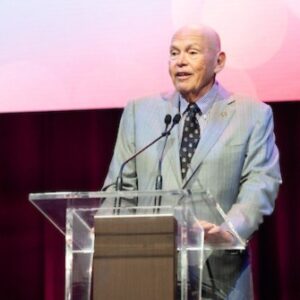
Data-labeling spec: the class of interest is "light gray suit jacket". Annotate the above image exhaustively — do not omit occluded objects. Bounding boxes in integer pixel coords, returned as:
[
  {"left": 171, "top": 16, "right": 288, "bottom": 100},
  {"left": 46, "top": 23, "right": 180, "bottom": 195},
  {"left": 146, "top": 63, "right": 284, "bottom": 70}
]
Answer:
[{"left": 103, "top": 84, "right": 281, "bottom": 298}]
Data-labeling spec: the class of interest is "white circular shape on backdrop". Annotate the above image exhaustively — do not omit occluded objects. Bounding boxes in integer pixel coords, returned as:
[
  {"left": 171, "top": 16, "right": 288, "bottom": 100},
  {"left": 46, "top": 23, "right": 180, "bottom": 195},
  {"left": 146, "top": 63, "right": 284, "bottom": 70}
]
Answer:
[
  {"left": 201, "top": 0, "right": 288, "bottom": 69},
  {"left": 171, "top": 0, "right": 288, "bottom": 69},
  {"left": 285, "top": 0, "right": 300, "bottom": 19}
]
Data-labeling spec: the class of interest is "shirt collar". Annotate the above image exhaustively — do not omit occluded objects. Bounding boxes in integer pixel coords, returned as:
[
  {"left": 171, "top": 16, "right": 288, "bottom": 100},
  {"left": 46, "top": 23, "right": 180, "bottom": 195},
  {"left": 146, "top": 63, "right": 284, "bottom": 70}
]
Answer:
[{"left": 179, "top": 81, "right": 218, "bottom": 115}]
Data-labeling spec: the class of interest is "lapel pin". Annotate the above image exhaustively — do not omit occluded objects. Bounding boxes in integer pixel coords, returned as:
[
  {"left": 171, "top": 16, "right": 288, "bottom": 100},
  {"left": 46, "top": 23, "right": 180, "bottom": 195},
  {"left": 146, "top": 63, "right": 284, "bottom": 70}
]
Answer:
[{"left": 221, "top": 111, "right": 228, "bottom": 117}]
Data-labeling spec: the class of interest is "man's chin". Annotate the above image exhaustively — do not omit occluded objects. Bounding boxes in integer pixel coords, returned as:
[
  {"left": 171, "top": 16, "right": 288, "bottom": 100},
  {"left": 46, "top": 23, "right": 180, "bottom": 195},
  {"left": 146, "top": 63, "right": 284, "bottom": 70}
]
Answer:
[
  {"left": 175, "top": 84, "right": 190, "bottom": 94},
  {"left": 176, "top": 88, "right": 200, "bottom": 103},
  {"left": 176, "top": 87, "right": 191, "bottom": 97}
]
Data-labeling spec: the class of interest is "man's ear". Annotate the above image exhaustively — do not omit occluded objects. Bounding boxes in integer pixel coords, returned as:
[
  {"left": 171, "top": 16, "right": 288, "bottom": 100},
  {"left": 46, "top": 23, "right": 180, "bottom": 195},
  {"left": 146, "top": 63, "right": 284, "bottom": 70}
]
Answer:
[{"left": 214, "top": 51, "right": 226, "bottom": 74}]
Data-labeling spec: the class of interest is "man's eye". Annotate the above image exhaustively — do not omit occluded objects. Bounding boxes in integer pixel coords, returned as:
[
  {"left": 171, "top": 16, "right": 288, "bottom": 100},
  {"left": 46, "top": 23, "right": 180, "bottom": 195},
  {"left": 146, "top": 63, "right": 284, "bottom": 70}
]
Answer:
[
  {"left": 189, "top": 50, "right": 198, "bottom": 55},
  {"left": 170, "top": 51, "right": 178, "bottom": 56}
]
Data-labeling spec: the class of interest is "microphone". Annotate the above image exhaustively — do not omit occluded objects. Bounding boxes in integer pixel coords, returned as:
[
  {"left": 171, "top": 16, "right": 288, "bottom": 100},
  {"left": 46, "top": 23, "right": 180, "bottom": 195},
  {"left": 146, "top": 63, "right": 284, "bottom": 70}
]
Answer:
[
  {"left": 164, "top": 114, "right": 172, "bottom": 129},
  {"left": 116, "top": 113, "right": 180, "bottom": 191},
  {"left": 167, "top": 113, "right": 181, "bottom": 133},
  {"left": 154, "top": 114, "right": 181, "bottom": 209},
  {"left": 114, "top": 113, "right": 181, "bottom": 209},
  {"left": 155, "top": 114, "right": 172, "bottom": 190},
  {"left": 155, "top": 114, "right": 180, "bottom": 191}
]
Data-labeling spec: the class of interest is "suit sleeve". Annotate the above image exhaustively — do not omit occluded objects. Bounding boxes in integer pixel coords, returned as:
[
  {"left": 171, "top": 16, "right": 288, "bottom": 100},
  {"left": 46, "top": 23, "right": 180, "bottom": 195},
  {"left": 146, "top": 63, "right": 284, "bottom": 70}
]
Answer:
[
  {"left": 102, "top": 101, "right": 138, "bottom": 191},
  {"left": 223, "top": 105, "right": 282, "bottom": 241}
]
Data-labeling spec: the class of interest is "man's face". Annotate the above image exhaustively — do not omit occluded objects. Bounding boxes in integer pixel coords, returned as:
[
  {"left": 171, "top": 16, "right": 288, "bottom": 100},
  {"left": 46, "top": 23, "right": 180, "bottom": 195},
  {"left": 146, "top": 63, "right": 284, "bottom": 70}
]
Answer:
[{"left": 168, "top": 30, "right": 222, "bottom": 102}]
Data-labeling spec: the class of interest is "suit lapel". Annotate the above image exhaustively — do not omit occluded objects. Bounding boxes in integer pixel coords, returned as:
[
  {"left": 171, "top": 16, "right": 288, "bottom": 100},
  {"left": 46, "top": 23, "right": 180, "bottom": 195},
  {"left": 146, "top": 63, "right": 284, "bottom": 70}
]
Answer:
[{"left": 182, "top": 92, "right": 236, "bottom": 187}]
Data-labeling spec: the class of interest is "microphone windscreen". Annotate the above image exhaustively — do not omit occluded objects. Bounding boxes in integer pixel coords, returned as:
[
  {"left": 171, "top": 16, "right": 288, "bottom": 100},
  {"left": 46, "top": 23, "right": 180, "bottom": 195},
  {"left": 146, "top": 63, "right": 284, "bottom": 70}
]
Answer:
[
  {"left": 164, "top": 114, "right": 172, "bottom": 125},
  {"left": 173, "top": 113, "right": 181, "bottom": 124}
]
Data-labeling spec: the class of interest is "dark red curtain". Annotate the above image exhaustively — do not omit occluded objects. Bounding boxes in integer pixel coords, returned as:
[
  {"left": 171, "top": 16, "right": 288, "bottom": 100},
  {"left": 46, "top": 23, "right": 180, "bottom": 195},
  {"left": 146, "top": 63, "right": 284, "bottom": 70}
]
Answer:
[{"left": 0, "top": 102, "right": 298, "bottom": 300}]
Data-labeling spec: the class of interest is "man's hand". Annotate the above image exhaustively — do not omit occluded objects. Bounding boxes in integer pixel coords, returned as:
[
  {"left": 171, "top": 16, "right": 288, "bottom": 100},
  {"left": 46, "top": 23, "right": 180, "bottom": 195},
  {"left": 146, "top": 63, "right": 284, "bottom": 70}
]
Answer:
[{"left": 196, "top": 220, "right": 235, "bottom": 245}]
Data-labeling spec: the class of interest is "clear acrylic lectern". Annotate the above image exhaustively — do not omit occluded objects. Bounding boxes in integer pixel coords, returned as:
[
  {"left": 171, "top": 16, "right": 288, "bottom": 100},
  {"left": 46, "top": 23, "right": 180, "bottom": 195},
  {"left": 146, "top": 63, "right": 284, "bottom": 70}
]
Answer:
[{"left": 29, "top": 189, "right": 246, "bottom": 300}]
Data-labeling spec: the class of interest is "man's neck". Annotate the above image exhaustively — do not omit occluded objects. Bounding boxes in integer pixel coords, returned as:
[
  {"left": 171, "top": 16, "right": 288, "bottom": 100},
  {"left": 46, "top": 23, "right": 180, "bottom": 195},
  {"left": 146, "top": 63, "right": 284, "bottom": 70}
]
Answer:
[
  {"left": 179, "top": 82, "right": 218, "bottom": 115},
  {"left": 181, "top": 80, "right": 216, "bottom": 103}
]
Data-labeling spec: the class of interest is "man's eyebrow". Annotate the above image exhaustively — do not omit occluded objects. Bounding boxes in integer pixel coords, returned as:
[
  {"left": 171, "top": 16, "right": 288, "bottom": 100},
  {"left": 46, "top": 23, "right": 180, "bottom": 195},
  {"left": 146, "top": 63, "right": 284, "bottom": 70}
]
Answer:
[
  {"left": 186, "top": 43, "right": 201, "bottom": 49},
  {"left": 169, "top": 46, "right": 180, "bottom": 54}
]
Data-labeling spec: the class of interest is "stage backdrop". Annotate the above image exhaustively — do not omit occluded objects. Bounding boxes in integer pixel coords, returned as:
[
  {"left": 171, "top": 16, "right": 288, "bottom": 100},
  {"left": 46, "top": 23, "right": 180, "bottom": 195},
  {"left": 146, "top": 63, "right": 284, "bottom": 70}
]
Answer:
[
  {"left": 0, "top": 0, "right": 300, "bottom": 113},
  {"left": 0, "top": 101, "right": 299, "bottom": 300}
]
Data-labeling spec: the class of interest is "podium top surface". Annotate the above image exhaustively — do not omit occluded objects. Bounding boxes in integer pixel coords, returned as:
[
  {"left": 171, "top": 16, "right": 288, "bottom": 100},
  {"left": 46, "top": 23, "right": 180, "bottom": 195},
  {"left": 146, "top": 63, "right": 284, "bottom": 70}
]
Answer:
[
  {"left": 29, "top": 189, "right": 246, "bottom": 250},
  {"left": 29, "top": 189, "right": 208, "bottom": 201}
]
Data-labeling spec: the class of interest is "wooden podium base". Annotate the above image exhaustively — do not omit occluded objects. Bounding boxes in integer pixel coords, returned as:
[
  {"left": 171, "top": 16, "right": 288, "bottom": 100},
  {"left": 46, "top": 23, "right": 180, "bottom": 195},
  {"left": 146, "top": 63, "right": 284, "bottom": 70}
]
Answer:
[{"left": 93, "top": 215, "right": 177, "bottom": 300}]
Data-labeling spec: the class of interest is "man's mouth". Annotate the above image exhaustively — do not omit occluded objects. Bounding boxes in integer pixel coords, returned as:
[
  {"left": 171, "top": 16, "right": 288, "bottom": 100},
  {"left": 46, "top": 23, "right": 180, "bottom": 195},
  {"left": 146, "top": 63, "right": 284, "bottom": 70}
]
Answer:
[{"left": 175, "top": 72, "right": 192, "bottom": 80}]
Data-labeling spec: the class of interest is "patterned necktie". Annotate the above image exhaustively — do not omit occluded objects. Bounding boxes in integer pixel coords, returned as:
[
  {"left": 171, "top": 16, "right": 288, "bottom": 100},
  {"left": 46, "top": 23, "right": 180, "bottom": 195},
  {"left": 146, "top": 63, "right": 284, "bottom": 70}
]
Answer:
[{"left": 180, "top": 103, "right": 201, "bottom": 179}]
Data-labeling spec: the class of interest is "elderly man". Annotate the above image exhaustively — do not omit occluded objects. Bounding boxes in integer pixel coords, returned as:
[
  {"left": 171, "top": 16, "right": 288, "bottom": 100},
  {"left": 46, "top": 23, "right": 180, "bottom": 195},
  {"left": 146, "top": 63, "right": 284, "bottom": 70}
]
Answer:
[{"left": 103, "top": 25, "right": 281, "bottom": 299}]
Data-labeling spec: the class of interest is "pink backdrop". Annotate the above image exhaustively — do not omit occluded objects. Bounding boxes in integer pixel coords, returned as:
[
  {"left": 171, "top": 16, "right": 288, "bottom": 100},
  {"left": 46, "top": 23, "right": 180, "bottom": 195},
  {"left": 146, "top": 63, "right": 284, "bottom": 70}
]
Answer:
[{"left": 0, "top": 0, "right": 300, "bottom": 113}]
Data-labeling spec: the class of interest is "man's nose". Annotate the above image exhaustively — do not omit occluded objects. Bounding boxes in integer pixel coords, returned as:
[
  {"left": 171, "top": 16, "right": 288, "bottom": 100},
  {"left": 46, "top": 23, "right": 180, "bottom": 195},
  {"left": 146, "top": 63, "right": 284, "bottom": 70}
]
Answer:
[{"left": 176, "top": 53, "right": 188, "bottom": 65}]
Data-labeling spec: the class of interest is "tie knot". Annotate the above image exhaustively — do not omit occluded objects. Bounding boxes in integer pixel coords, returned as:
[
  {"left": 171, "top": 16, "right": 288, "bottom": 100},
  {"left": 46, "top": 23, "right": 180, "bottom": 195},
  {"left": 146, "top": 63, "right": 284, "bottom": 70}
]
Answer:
[{"left": 187, "top": 103, "right": 201, "bottom": 116}]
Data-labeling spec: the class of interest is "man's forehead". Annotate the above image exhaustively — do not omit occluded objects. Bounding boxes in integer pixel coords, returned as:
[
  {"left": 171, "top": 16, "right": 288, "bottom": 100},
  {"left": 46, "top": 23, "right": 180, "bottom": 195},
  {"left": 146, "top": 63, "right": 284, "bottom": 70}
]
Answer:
[
  {"left": 170, "top": 32, "right": 206, "bottom": 48},
  {"left": 172, "top": 31, "right": 204, "bottom": 41},
  {"left": 170, "top": 26, "right": 220, "bottom": 51}
]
